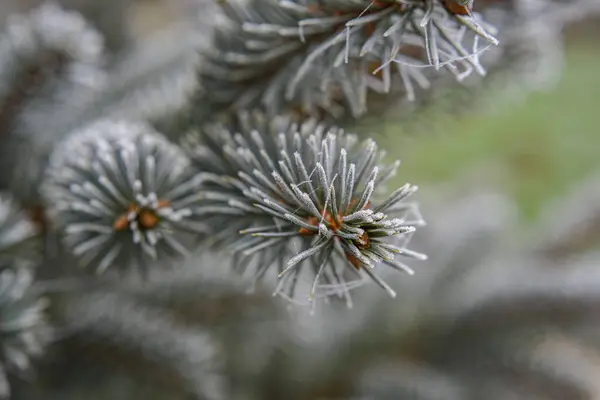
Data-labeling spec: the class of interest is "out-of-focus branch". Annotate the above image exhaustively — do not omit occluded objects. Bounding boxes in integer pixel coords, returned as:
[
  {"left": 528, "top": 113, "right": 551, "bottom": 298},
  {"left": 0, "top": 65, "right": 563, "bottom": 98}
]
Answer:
[{"left": 0, "top": 3, "right": 107, "bottom": 206}]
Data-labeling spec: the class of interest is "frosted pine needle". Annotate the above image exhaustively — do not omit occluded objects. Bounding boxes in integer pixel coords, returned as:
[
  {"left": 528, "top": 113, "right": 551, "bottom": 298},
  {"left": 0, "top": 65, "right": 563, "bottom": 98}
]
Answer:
[
  {"left": 43, "top": 120, "right": 206, "bottom": 275},
  {"left": 0, "top": 267, "right": 50, "bottom": 399},
  {"left": 199, "top": 0, "right": 499, "bottom": 118},
  {"left": 184, "top": 112, "right": 425, "bottom": 304},
  {"left": 182, "top": 112, "right": 315, "bottom": 247}
]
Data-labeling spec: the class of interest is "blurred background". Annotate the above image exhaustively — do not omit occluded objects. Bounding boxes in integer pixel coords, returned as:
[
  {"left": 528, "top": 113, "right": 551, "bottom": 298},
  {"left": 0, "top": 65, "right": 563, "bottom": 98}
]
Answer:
[
  {"left": 3, "top": 0, "right": 598, "bottom": 222},
  {"left": 2, "top": 0, "right": 600, "bottom": 399}
]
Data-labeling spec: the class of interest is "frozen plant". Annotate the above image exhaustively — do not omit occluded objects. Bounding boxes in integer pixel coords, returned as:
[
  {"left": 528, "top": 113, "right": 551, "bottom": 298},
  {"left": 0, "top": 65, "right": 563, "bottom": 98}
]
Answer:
[{"left": 0, "top": 0, "right": 597, "bottom": 398}]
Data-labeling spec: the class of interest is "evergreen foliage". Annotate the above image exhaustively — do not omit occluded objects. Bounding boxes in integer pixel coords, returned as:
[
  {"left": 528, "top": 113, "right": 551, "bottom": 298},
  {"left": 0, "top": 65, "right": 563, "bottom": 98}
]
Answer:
[{"left": 0, "top": 0, "right": 598, "bottom": 398}]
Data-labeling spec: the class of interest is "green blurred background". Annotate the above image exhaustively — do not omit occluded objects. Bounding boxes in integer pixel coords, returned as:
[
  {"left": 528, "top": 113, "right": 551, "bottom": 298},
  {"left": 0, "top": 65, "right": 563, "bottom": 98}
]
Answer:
[{"left": 365, "top": 27, "right": 600, "bottom": 223}]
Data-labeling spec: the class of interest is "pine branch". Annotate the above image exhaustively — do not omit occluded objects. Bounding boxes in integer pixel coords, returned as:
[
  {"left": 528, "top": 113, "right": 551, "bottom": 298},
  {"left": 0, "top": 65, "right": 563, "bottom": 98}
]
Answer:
[
  {"left": 0, "top": 3, "right": 107, "bottom": 206},
  {"left": 0, "top": 1, "right": 594, "bottom": 398},
  {"left": 366, "top": 0, "right": 600, "bottom": 129},
  {"left": 239, "top": 189, "right": 514, "bottom": 399},
  {"left": 42, "top": 119, "right": 207, "bottom": 275},
  {"left": 354, "top": 0, "right": 566, "bottom": 130},
  {"left": 244, "top": 191, "right": 600, "bottom": 400},
  {"left": 188, "top": 0, "right": 502, "bottom": 124},
  {"left": 183, "top": 111, "right": 425, "bottom": 303}
]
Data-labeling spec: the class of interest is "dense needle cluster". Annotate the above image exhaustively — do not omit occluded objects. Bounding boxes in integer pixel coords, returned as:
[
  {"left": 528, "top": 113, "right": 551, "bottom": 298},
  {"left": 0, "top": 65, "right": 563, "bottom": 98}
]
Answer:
[
  {"left": 184, "top": 112, "right": 425, "bottom": 303},
  {"left": 183, "top": 112, "right": 316, "bottom": 246},
  {"left": 0, "top": 268, "right": 50, "bottom": 399},
  {"left": 42, "top": 120, "right": 206, "bottom": 275},
  {"left": 199, "top": 0, "right": 499, "bottom": 119}
]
